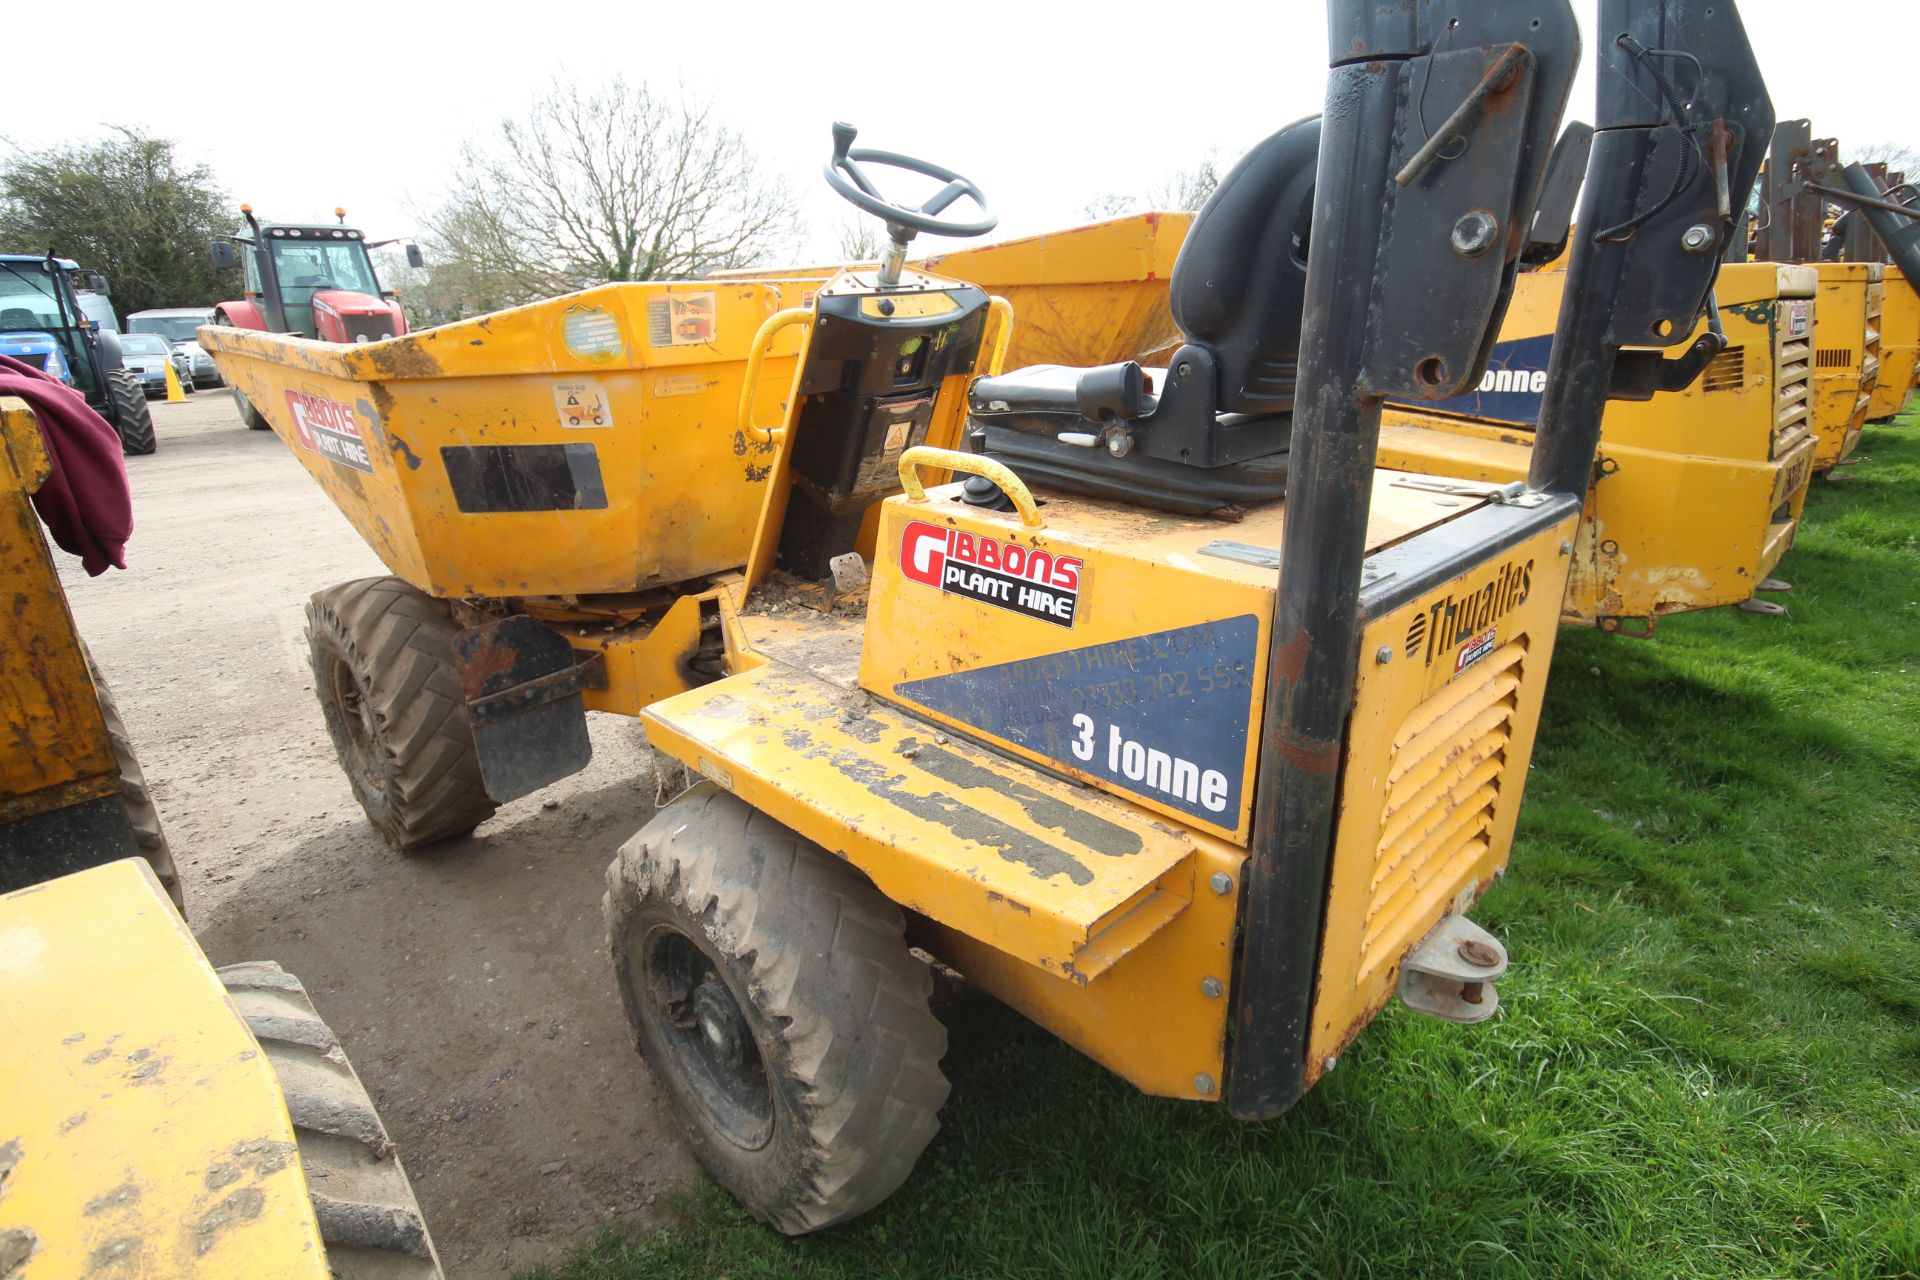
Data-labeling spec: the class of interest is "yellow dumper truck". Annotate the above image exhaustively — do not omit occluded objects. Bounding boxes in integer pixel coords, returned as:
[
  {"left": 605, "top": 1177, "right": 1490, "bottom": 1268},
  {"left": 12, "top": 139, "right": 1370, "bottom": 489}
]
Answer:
[{"left": 202, "top": 0, "right": 1771, "bottom": 1233}]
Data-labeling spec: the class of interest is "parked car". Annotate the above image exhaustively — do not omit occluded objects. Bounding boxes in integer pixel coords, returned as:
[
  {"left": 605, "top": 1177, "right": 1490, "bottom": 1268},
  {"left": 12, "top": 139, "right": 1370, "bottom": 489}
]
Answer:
[
  {"left": 0, "top": 329, "right": 74, "bottom": 383},
  {"left": 126, "top": 307, "right": 221, "bottom": 387},
  {"left": 117, "top": 333, "right": 191, "bottom": 398}
]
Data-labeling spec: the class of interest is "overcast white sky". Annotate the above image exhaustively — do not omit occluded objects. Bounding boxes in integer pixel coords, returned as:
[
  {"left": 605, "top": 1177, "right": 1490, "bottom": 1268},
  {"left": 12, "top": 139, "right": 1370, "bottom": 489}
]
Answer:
[{"left": 8, "top": 0, "right": 1917, "bottom": 262}]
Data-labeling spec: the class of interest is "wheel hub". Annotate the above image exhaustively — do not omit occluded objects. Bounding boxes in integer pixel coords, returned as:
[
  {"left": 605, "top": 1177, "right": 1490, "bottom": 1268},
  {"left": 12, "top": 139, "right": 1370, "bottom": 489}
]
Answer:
[
  {"left": 693, "top": 978, "right": 748, "bottom": 1065},
  {"left": 640, "top": 926, "right": 774, "bottom": 1152}
]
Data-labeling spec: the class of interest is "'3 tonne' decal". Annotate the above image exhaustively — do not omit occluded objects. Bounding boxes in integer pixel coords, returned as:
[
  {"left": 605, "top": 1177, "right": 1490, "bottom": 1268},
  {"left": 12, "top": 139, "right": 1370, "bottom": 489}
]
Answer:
[{"left": 896, "top": 616, "right": 1258, "bottom": 826}]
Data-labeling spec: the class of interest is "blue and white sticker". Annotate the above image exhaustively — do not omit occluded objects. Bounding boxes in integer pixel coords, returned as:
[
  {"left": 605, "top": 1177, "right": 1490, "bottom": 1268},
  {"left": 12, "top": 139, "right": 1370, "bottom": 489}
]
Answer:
[
  {"left": 897, "top": 616, "right": 1259, "bottom": 825},
  {"left": 1391, "top": 332, "right": 1554, "bottom": 426}
]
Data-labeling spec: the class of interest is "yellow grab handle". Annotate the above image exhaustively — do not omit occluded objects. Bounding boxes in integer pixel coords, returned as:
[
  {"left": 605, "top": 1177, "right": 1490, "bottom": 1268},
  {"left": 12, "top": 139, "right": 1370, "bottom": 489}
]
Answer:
[
  {"left": 981, "top": 295, "right": 1014, "bottom": 376},
  {"left": 737, "top": 307, "right": 813, "bottom": 442},
  {"left": 898, "top": 446, "right": 1043, "bottom": 528}
]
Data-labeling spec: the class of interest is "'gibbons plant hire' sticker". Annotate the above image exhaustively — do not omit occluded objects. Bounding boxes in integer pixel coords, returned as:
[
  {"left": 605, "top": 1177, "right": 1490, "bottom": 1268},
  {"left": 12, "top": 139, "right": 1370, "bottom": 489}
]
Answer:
[
  {"left": 286, "top": 389, "right": 373, "bottom": 473},
  {"left": 900, "top": 520, "right": 1082, "bottom": 627}
]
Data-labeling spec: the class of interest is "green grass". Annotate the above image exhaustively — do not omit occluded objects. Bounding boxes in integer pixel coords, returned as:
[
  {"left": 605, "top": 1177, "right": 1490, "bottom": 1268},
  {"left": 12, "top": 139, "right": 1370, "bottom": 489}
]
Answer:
[{"left": 526, "top": 415, "right": 1920, "bottom": 1280}]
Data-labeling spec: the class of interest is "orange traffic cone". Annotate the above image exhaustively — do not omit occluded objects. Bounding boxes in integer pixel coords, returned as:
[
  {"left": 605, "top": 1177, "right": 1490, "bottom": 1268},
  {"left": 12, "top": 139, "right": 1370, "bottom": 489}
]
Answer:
[{"left": 164, "top": 360, "right": 186, "bottom": 403}]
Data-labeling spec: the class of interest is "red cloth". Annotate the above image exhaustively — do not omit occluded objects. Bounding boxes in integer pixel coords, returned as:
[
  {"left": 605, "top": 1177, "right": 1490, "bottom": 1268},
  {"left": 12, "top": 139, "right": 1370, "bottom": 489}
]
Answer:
[{"left": 0, "top": 352, "right": 132, "bottom": 575}]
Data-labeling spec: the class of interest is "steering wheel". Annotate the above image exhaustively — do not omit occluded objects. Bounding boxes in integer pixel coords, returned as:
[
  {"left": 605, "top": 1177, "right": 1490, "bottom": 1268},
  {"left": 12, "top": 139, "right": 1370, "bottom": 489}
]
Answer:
[{"left": 822, "top": 123, "right": 997, "bottom": 239}]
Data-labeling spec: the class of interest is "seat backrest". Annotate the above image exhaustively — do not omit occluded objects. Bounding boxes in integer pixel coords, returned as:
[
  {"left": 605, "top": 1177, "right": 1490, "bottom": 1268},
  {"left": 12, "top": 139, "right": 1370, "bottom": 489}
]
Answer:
[{"left": 1168, "top": 116, "right": 1321, "bottom": 415}]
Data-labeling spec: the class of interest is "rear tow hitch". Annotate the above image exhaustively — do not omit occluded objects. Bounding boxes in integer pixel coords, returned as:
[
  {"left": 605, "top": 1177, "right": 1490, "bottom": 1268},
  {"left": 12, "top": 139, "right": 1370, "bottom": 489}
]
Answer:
[{"left": 1397, "top": 914, "right": 1509, "bottom": 1024}]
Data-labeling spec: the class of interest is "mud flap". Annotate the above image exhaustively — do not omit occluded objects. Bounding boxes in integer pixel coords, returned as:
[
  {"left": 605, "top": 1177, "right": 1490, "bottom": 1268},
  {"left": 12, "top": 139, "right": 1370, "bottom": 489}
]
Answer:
[{"left": 453, "top": 616, "right": 605, "bottom": 802}]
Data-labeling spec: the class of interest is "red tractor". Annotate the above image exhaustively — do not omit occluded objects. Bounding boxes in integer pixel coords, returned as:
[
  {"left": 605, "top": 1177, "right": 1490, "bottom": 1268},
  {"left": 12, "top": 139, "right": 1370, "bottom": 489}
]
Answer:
[
  {"left": 208, "top": 206, "right": 425, "bottom": 429},
  {"left": 210, "top": 205, "right": 422, "bottom": 344}
]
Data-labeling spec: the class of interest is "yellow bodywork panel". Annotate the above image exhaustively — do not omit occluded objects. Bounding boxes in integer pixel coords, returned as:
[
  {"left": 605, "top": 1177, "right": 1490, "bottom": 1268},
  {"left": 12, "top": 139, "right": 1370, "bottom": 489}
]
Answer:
[
  {"left": 0, "top": 400, "right": 118, "bottom": 821},
  {"left": 0, "top": 860, "right": 327, "bottom": 1277},
  {"left": 1378, "top": 262, "right": 1818, "bottom": 627},
  {"left": 1307, "top": 511, "right": 1577, "bottom": 1080},
  {"left": 1807, "top": 262, "right": 1884, "bottom": 470},
  {"left": 1869, "top": 268, "right": 1918, "bottom": 421},
  {"left": 199, "top": 280, "right": 813, "bottom": 600}
]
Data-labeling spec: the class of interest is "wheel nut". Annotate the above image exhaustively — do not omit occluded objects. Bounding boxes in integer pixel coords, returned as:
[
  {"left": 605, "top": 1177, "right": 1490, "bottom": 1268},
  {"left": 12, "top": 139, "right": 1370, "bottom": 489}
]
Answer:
[
  {"left": 1450, "top": 210, "right": 1499, "bottom": 258},
  {"left": 1192, "top": 1073, "right": 1215, "bottom": 1095},
  {"left": 1209, "top": 872, "right": 1233, "bottom": 896},
  {"left": 1201, "top": 976, "right": 1224, "bottom": 999}
]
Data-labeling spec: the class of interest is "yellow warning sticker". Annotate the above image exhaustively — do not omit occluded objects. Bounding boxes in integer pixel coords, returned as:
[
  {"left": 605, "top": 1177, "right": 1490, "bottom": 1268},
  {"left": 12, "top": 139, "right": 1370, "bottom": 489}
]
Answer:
[
  {"left": 553, "top": 380, "right": 613, "bottom": 429},
  {"left": 647, "top": 292, "right": 718, "bottom": 347}
]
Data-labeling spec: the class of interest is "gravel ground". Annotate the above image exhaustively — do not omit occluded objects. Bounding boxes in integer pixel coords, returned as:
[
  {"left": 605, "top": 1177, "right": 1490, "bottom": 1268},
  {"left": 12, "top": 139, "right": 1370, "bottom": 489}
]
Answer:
[{"left": 57, "top": 390, "right": 699, "bottom": 1278}]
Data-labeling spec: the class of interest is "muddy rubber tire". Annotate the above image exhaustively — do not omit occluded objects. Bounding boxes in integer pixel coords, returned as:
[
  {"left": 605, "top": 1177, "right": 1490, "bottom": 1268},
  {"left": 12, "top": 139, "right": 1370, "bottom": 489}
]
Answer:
[
  {"left": 105, "top": 369, "right": 156, "bottom": 455},
  {"left": 218, "top": 961, "right": 443, "bottom": 1278},
  {"left": 83, "top": 650, "right": 184, "bottom": 913},
  {"left": 604, "top": 783, "right": 949, "bottom": 1234},
  {"left": 307, "top": 577, "right": 496, "bottom": 850},
  {"left": 235, "top": 388, "right": 270, "bottom": 430}
]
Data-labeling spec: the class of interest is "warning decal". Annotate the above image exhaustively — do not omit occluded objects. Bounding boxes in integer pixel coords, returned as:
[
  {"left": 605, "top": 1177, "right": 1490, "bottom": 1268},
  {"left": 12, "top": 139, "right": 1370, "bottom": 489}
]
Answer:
[
  {"left": 900, "top": 519, "right": 1081, "bottom": 628},
  {"left": 647, "top": 292, "right": 717, "bottom": 347},
  {"left": 561, "top": 306, "right": 626, "bottom": 362},
  {"left": 286, "top": 390, "right": 373, "bottom": 473},
  {"left": 552, "top": 380, "right": 613, "bottom": 429},
  {"left": 896, "top": 616, "right": 1259, "bottom": 826}
]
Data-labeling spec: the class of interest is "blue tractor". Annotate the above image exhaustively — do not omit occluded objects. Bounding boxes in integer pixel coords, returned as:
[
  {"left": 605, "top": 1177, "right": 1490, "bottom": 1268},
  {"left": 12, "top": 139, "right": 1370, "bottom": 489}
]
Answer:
[{"left": 0, "top": 252, "right": 156, "bottom": 455}]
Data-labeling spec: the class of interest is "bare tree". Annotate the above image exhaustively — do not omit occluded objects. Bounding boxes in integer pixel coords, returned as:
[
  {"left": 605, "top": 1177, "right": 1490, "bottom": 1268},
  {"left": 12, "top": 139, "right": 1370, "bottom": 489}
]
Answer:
[
  {"left": 1149, "top": 155, "right": 1223, "bottom": 212},
  {"left": 423, "top": 77, "right": 799, "bottom": 304},
  {"left": 1078, "top": 155, "right": 1224, "bottom": 221},
  {"left": 834, "top": 215, "right": 883, "bottom": 262},
  {"left": 1853, "top": 142, "right": 1920, "bottom": 183},
  {"left": 1080, "top": 192, "right": 1138, "bottom": 220}
]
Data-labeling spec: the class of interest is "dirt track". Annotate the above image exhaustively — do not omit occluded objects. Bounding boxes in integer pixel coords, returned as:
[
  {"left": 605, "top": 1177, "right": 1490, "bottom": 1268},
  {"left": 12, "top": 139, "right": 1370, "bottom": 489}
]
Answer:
[{"left": 57, "top": 391, "right": 698, "bottom": 1278}]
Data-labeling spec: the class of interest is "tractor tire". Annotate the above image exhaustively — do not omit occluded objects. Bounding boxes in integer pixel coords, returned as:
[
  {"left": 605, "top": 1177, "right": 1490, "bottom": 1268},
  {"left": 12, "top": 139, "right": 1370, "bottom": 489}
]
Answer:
[
  {"left": 235, "top": 388, "right": 271, "bottom": 430},
  {"left": 87, "top": 657, "right": 184, "bottom": 913},
  {"left": 604, "top": 783, "right": 949, "bottom": 1234},
  {"left": 307, "top": 578, "right": 497, "bottom": 851},
  {"left": 218, "top": 961, "right": 443, "bottom": 1279},
  {"left": 105, "top": 369, "right": 157, "bottom": 455},
  {"left": 77, "top": 650, "right": 185, "bottom": 912}
]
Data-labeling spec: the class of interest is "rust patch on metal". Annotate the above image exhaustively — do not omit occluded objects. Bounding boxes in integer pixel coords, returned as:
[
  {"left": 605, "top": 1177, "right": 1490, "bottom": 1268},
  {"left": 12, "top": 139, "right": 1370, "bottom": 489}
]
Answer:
[
  {"left": 358, "top": 338, "right": 444, "bottom": 381},
  {"left": 1276, "top": 728, "right": 1341, "bottom": 775},
  {"left": 454, "top": 628, "right": 519, "bottom": 700},
  {"left": 1268, "top": 628, "right": 1311, "bottom": 684}
]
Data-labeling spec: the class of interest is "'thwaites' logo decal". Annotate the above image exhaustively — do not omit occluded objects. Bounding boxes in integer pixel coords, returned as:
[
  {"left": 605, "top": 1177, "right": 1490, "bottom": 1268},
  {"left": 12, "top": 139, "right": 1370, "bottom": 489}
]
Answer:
[
  {"left": 900, "top": 520, "right": 1083, "bottom": 627},
  {"left": 1413, "top": 556, "right": 1534, "bottom": 669}
]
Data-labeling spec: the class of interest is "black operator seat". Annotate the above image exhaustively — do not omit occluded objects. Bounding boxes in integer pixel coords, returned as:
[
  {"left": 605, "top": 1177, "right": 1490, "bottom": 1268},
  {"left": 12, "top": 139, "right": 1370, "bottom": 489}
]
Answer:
[{"left": 966, "top": 116, "right": 1322, "bottom": 515}]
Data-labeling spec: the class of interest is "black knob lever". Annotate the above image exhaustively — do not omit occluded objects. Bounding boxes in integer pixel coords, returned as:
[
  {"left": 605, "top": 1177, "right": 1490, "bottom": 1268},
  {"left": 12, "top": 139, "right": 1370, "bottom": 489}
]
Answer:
[{"left": 831, "top": 121, "right": 858, "bottom": 162}]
